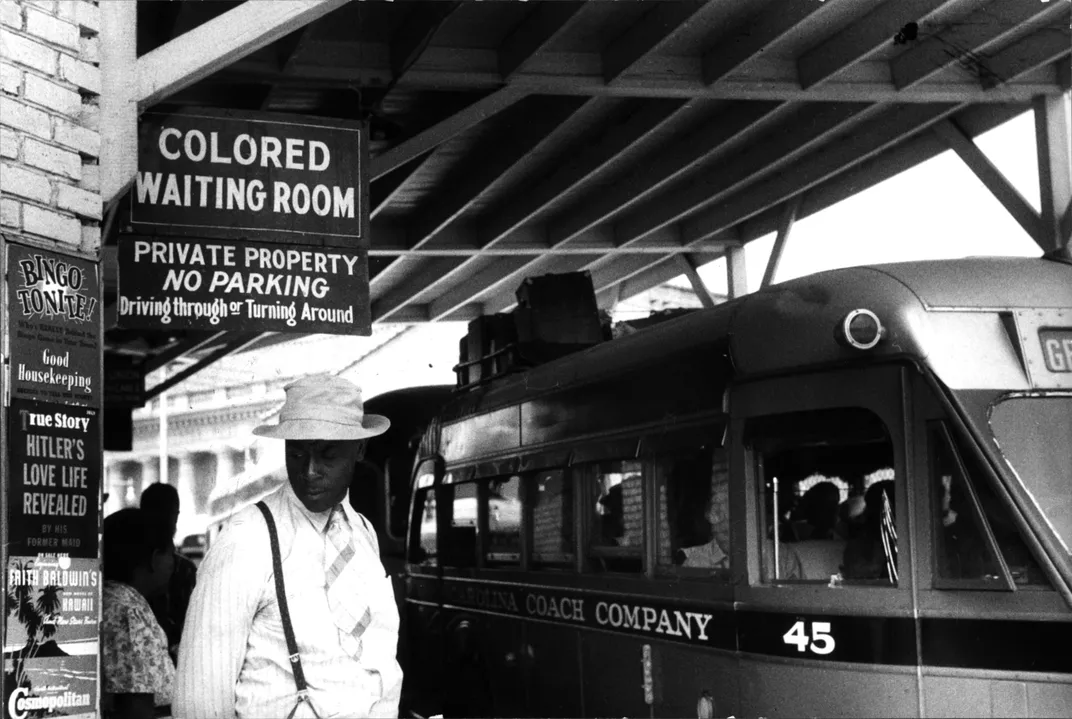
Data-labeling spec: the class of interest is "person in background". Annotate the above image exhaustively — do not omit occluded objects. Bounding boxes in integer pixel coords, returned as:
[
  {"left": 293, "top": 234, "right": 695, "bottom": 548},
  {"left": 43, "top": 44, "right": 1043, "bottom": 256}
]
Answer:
[
  {"left": 175, "top": 374, "right": 402, "bottom": 719},
  {"left": 101, "top": 508, "right": 176, "bottom": 719},
  {"left": 140, "top": 483, "right": 198, "bottom": 663}
]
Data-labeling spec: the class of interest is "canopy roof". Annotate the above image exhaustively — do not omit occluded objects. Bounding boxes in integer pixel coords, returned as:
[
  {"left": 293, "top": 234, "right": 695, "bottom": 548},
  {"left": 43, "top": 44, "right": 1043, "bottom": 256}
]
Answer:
[{"left": 104, "top": 0, "right": 1071, "bottom": 393}]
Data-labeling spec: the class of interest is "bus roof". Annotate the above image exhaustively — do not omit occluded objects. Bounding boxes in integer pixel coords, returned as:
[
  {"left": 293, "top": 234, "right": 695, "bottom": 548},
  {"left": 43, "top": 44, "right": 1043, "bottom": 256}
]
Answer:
[
  {"left": 441, "top": 257, "right": 1071, "bottom": 421},
  {"left": 863, "top": 257, "right": 1072, "bottom": 310}
]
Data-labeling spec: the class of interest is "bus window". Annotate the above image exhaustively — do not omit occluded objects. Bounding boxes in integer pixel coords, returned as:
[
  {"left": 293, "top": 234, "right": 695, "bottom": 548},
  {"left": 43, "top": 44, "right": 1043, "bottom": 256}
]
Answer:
[
  {"left": 748, "top": 408, "right": 897, "bottom": 585},
  {"left": 485, "top": 475, "right": 522, "bottom": 565},
  {"left": 656, "top": 449, "right": 730, "bottom": 574},
  {"left": 440, "top": 481, "right": 478, "bottom": 568},
  {"left": 586, "top": 460, "right": 643, "bottom": 573},
  {"left": 932, "top": 422, "right": 1049, "bottom": 588},
  {"left": 411, "top": 487, "right": 438, "bottom": 567},
  {"left": 529, "top": 470, "right": 574, "bottom": 567}
]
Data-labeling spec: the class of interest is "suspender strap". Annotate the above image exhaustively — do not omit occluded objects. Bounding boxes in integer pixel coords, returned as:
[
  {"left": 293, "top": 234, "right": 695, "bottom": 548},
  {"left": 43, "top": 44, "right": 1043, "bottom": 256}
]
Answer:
[{"left": 255, "top": 502, "right": 310, "bottom": 694}]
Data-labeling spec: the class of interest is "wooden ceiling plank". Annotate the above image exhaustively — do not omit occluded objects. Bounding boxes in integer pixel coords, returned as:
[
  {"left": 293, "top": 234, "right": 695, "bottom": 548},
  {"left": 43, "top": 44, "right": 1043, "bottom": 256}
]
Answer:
[
  {"left": 548, "top": 100, "right": 785, "bottom": 246},
  {"left": 371, "top": 257, "right": 469, "bottom": 322},
  {"left": 370, "top": 86, "right": 529, "bottom": 179},
  {"left": 797, "top": 0, "right": 952, "bottom": 89},
  {"left": 370, "top": 152, "right": 435, "bottom": 219},
  {"left": 259, "top": 23, "right": 317, "bottom": 110},
  {"left": 933, "top": 119, "right": 1042, "bottom": 243},
  {"left": 391, "top": 2, "right": 462, "bottom": 77},
  {"left": 137, "top": 0, "right": 353, "bottom": 109},
  {"left": 499, "top": 2, "right": 588, "bottom": 80},
  {"left": 701, "top": 0, "right": 827, "bottom": 86},
  {"left": 683, "top": 103, "right": 961, "bottom": 244},
  {"left": 889, "top": 0, "right": 1065, "bottom": 90},
  {"left": 480, "top": 98, "right": 690, "bottom": 247},
  {"left": 405, "top": 98, "right": 590, "bottom": 250},
  {"left": 981, "top": 25, "right": 1070, "bottom": 90},
  {"left": 428, "top": 257, "right": 535, "bottom": 320},
  {"left": 611, "top": 101, "right": 873, "bottom": 248},
  {"left": 603, "top": 1, "right": 708, "bottom": 83}
]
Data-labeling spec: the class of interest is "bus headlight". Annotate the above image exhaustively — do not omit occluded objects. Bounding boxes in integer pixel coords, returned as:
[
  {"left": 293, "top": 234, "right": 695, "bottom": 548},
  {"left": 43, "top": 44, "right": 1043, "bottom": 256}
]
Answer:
[{"left": 839, "top": 309, "right": 885, "bottom": 350}]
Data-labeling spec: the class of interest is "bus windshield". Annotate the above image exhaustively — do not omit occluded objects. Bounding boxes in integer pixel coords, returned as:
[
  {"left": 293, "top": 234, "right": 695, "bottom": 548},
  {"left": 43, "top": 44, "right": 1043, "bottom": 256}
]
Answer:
[{"left": 989, "top": 396, "right": 1072, "bottom": 556}]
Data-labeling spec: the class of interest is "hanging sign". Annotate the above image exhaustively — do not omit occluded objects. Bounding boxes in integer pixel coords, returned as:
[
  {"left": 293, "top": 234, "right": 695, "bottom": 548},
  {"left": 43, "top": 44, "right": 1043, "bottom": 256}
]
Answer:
[
  {"left": 129, "top": 109, "right": 369, "bottom": 245},
  {"left": 6, "top": 399, "right": 101, "bottom": 559},
  {"left": 4, "top": 555, "right": 99, "bottom": 719},
  {"left": 6, "top": 243, "right": 100, "bottom": 406},
  {"left": 115, "top": 236, "right": 371, "bottom": 335}
]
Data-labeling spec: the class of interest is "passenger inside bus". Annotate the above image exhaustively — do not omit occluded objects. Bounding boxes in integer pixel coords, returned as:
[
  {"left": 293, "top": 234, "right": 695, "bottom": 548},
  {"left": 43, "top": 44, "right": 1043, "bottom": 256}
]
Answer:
[
  {"left": 790, "top": 481, "right": 846, "bottom": 580},
  {"left": 841, "top": 480, "right": 898, "bottom": 583},
  {"left": 658, "top": 449, "right": 730, "bottom": 573}
]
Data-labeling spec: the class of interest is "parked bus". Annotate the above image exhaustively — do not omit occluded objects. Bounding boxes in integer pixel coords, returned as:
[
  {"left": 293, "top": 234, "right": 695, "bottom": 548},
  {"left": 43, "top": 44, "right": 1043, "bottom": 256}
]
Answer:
[{"left": 392, "top": 253, "right": 1072, "bottom": 718}]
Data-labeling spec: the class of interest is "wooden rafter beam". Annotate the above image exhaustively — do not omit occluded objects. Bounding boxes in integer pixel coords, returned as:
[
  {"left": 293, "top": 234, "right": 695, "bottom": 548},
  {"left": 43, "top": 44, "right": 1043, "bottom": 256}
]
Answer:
[
  {"left": 260, "top": 24, "right": 317, "bottom": 110},
  {"left": 703, "top": 0, "right": 828, "bottom": 86},
  {"left": 428, "top": 257, "right": 535, "bottom": 321},
  {"left": 480, "top": 98, "right": 689, "bottom": 247},
  {"left": 971, "top": 24, "right": 1070, "bottom": 91},
  {"left": 499, "top": 1, "right": 587, "bottom": 80},
  {"left": 612, "top": 102, "right": 874, "bottom": 248},
  {"left": 889, "top": 0, "right": 1065, "bottom": 91},
  {"left": 1034, "top": 92, "right": 1072, "bottom": 251},
  {"left": 675, "top": 254, "right": 715, "bottom": 309},
  {"left": 933, "top": 119, "right": 1042, "bottom": 243},
  {"left": 735, "top": 103, "right": 1026, "bottom": 245},
  {"left": 212, "top": 47, "right": 1065, "bottom": 103},
  {"left": 797, "top": 0, "right": 951, "bottom": 89},
  {"left": 370, "top": 152, "right": 434, "bottom": 219},
  {"left": 405, "top": 97, "right": 590, "bottom": 252},
  {"left": 369, "top": 86, "right": 529, "bottom": 179},
  {"left": 761, "top": 197, "right": 800, "bottom": 288},
  {"left": 548, "top": 101, "right": 786, "bottom": 246},
  {"left": 683, "top": 103, "right": 962, "bottom": 244},
  {"left": 370, "top": 257, "right": 467, "bottom": 322},
  {"left": 390, "top": 2, "right": 461, "bottom": 79},
  {"left": 603, "top": 1, "right": 707, "bottom": 83},
  {"left": 137, "top": 0, "right": 353, "bottom": 109}
]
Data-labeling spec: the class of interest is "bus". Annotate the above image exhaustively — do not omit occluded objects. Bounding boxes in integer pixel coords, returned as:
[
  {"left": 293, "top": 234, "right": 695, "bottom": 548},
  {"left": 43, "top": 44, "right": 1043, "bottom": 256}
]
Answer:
[{"left": 392, "top": 252, "right": 1072, "bottom": 718}]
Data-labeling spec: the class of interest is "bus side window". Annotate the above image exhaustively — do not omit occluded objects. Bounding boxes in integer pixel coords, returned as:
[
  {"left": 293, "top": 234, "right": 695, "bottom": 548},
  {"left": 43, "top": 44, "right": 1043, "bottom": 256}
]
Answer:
[
  {"left": 930, "top": 423, "right": 1049, "bottom": 588},
  {"left": 440, "top": 481, "right": 478, "bottom": 568},
  {"left": 585, "top": 460, "right": 644, "bottom": 573},
  {"left": 656, "top": 448, "right": 731, "bottom": 575},
  {"left": 748, "top": 408, "right": 897, "bottom": 586},
  {"left": 410, "top": 487, "right": 438, "bottom": 567},
  {"left": 529, "top": 470, "right": 574, "bottom": 568},
  {"left": 485, "top": 475, "right": 522, "bottom": 565}
]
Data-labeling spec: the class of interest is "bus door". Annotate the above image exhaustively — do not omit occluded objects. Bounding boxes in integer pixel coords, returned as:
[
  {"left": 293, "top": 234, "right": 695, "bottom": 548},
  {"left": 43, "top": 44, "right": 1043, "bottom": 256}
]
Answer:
[
  {"left": 907, "top": 372, "right": 1072, "bottom": 717},
  {"left": 729, "top": 364, "right": 920, "bottom": 718}
]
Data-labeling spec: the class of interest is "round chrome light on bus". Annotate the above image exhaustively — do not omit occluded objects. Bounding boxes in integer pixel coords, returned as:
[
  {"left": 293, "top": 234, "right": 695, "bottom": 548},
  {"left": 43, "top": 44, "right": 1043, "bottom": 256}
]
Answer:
[{"left": 840, "top": 309, "right": 884, "bottom": 350}]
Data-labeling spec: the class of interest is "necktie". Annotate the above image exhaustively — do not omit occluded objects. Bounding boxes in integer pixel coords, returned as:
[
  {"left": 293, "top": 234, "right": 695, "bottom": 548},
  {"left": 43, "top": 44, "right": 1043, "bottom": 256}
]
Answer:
[{"left": 324, "top": 504, "right": 372, "bottom": 659}]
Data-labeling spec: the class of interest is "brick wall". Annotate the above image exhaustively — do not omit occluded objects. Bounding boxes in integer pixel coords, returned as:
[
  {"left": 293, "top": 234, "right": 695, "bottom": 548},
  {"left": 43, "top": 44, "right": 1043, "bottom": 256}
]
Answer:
[{"left": 1, "top": 0, "right": 101, "bottom": 256}]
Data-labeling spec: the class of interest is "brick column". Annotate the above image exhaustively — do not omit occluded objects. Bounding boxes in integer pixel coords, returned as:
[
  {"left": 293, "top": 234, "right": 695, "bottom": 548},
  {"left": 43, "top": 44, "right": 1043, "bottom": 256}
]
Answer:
[{"left": 1, "top": 0, "right": 102, "bottom": 253}]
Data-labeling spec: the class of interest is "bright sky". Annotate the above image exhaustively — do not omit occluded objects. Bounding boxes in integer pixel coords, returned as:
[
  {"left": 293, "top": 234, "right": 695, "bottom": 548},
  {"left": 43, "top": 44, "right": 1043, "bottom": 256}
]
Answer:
[{"left": 687, "top": 109, "right": 1050, "bottom": 296}]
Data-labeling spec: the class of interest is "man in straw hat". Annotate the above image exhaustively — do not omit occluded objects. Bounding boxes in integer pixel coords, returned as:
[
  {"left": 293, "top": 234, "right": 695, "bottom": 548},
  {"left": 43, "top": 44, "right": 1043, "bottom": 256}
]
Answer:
[{"left": 175, "top": 374, "right": 402, "bottom": 718}]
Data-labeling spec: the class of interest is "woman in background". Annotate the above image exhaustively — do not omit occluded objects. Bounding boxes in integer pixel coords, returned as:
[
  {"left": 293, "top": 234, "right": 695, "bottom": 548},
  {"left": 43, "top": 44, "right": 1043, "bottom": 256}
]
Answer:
[{"left": 101, "top": 508, "right": 175, "bottom": 718}]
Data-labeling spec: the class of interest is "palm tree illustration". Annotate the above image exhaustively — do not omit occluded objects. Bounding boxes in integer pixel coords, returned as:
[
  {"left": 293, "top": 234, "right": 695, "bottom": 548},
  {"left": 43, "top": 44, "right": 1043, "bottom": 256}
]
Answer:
[{"left": 4, "top": 560, "right": 63, "bottom": 689}]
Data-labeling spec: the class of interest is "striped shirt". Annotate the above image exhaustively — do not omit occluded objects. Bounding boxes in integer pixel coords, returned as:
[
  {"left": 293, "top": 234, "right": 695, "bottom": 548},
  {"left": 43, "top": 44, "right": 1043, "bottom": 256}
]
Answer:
[{"left": 173, "top": 483, "right": 402, "bottom": 718}]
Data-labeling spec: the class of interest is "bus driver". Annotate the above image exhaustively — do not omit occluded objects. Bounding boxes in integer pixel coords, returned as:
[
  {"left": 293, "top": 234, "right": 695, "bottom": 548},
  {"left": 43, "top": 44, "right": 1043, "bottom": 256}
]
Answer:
[{"left": 175, "top": 374, "right": 402, "bottom": 719}]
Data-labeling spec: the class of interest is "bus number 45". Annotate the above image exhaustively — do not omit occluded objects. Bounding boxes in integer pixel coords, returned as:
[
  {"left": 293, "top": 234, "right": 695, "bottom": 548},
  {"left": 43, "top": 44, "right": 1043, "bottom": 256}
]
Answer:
[{"left": 782, "top": 621, "right": 835, "bottom": 655}]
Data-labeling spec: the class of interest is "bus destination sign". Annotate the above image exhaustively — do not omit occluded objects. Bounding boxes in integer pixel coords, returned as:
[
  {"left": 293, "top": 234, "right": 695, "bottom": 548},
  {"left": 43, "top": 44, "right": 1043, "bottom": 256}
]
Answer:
[
  {"left": 131, "top": 109, "right": 368, "bottom": 245},
  {"left": 1040, "top": 329, "right": 1072, "bottom": 373},
  {"left": 116, "top": 236, "right": 371, "bottom": 335}
]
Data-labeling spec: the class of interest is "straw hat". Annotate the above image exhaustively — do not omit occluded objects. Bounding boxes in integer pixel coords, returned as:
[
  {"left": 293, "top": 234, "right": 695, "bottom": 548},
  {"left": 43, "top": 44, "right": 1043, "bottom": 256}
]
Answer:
[{"left": 252, "top": 374, "right": 390, "bottom": 440}]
